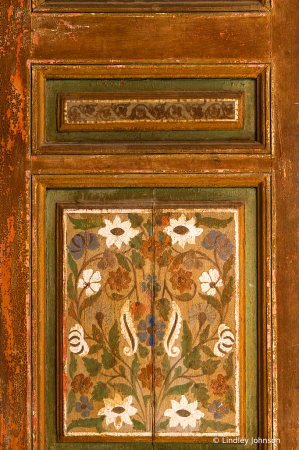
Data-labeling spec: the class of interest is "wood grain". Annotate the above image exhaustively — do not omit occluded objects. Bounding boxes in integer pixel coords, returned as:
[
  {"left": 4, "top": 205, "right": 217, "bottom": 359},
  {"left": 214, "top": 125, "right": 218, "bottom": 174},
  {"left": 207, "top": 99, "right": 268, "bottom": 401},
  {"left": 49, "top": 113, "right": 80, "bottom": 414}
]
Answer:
[
  {"left": 272, "top": 0, "right": 299, "bottom": 448},
  {"left": 31, "top": 13, "right": 271, "bottom": 64}
]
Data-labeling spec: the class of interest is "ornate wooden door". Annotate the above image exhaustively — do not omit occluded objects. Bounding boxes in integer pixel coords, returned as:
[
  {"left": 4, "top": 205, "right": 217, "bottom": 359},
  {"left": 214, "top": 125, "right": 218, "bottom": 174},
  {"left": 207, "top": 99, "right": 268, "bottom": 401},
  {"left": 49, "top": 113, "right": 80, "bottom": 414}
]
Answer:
[{"left": 1, "top": 0, "right": 299, "bottom": 448}]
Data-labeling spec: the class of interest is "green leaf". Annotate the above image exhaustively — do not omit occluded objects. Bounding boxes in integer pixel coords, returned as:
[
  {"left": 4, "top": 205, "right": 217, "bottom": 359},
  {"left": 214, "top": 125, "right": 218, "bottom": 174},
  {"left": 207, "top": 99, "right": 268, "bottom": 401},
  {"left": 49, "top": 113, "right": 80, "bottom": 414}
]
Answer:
[
  {"left": 155, "top": 419, "right": 170, "bottom": 432},
  {"left": 222, "top": 276, "right": 234, "bottom": 306},
  {"left": 183, "top": 346, "right": 201, "bottom": 370},
  {"left": 109, "top": 383, "right": 135, "bottom": 397},
  {"left": 83, "top": 357, "right": 102, "bottom": 377},
  {"left": 119, "top": 365, "right": 126, "bottom": 378},
  {"left": 181, "top": 320, "right": 192, "bottom": 357},
  {"left": 132, "top": 418, "right": 146, "bottom": 431},
  {"left": 157, "top": 249, "right": 172, "bottom": 267},
  {"left": 224, "top": 352, "right": 234, "bottom": 379},
  {"left": 162, "top": 353, "right": 171, "bottom": 378},
  {"left": 69, "top": 215, "right": 105, "bottom": 230},
  {"left": 154, "top": 342, "right": 165, "bottom": 356},
  {"left": 89, "top": 344, "right": 102, "bottom": 355},
  {"left": 223, "top": 254, "right": 234, "bottom": 280},
  {"left": 177, "top": 293, "right": 192, "bottom": 302},
  {"left": 69, "top": 353, "right": 77, "bottom": 380},
  {"left": 199, "top": 292, "right": 222, "bottom": 315},
  {"left": 171, "top": 252, "right": 186, "bottom": 269},
  {"left": 225, "top": 386, "right": 236, "bottom": 413},
  {"left": 201, "top": 359, "right": 221, "bottom": 375},
  {"left": 67, "top": 273, "right": 75, "bottom": 300},
  {"left": 116, "top": 253, "right": 131, "bottom": 272},
  {"left": 79, "top": 289, "right": 101, "bottom": 318},
  {"left": 67, "top": 416, "right": 106, "bottom": 433},
  {"left": 165, "top": 381, "right": 193, "bottom": 399},
  {"left": 144, "top": 219, "right": 152, "bottom": 234},
  {"left": 199, "top": 418, "right": 236, "bottom": 432},
  {"left": 131, "top": 250, "right": 145, "bottom": 269},
  {"left": 67, "top": 389, "right": 76, "bottom": 414},
  {"left": 131, "top": 353, "right": 140, "bottom": 389},
  {"left": 91, "top": 382, "right": 110, "bottom": 402},
  {"left": 101, "top": 347, "right": 116, "bottom": 370},
  {"left": 191, "top": 383, "right": 210, "bottom": 408},
  {"left": 199, "top": 324, "right": 210, "bottom": 345},
  {"left": 128, "top": 213, "right": 144, "bottom": 228},
  {"left": 156, "top": 298, "right": 171, "bottom": 322},
  {"left": 92, "top": 324, "right": 104, "bottom": 347},
  {"left": 143, "top": 395, "right": 151, "bottom": 408},
  {"left": 68, "top": 253, "right": 78, "bottom": 278},
  {"left": 195, "top": 213, "right": 233, "bottom": 229},
  {"left": 139, "top": 345, "right": 150, "bottom": 359},
  {"left": 129, "top": 232, "right": 144, "bottom": 250},
  {"left": 201, "top": 345, "right": 215, "bottom": 358},
  {"left": 172, "top": 366, "right": 182, "bottom": 382},
  {"left": 109, "top": 320, "right": 120, "bottom": 357}
]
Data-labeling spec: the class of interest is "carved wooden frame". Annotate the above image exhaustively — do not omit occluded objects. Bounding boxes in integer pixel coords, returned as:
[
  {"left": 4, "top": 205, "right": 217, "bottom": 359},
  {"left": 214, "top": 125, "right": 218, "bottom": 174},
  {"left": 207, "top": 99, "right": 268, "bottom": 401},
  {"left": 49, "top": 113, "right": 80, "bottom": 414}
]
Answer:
[
  {"left": 32, "top": 0, "right": 270, "bottom": 14},
  {"left": 31, "top": 64, "right": 271, "bottom": 155},
  {"left": 32, "top": 172, "right": 272, "bottom": 449}
]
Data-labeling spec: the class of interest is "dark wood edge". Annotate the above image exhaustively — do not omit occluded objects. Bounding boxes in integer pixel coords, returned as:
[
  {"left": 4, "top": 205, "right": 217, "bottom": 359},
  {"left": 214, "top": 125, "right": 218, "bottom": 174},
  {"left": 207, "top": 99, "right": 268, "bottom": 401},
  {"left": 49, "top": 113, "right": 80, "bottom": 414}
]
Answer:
[
  {"left": 56, "top": 199, "right": 246, "bottom": 443},
  {"left": 31, "top": 63, "right": 269, "bottom": 155},
  {"left": 33, "top": 173, "right": 271, "bottom": 448},
  {"left": 32, "top": 0, "right": 270, "bottom": 13}
]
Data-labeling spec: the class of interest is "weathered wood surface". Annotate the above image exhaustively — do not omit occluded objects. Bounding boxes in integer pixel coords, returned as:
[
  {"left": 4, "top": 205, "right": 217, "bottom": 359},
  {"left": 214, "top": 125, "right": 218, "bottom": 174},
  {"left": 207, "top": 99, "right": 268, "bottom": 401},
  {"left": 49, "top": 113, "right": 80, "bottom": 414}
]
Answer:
[
  {"left": 1, "top": 0, "right": 299, "bottom": 449},
  {"left": 272, "top": 1, "right": 299, "bottom": 448},
  {"left": 31, "top": 13, "right": 271, "bottom": 63},
  {"left": 0, "top": 0, "right": 30, "bottom": 449}
]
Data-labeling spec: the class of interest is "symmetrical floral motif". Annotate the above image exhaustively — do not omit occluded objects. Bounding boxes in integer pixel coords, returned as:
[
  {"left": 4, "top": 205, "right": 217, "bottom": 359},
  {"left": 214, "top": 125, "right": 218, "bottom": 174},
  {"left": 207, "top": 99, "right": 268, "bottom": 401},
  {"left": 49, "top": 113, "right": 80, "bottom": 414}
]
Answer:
[
  {"left": 164, "top": 395, "right": 205, "bottom": 429},
  {"left": 98, "top": 216, "right": 139, "bottom": 249},
  {"left": 164, "top": 214, "right": 203, "bottom": 248},
  {"left": 98, "top": 394, "right": 138, "bottom": 431},
  {"left": 137, "top": 315, "right": 166, "bottom": 347},
  {"left": 63, "top": 207, "right": 238, "bottom": 438}
]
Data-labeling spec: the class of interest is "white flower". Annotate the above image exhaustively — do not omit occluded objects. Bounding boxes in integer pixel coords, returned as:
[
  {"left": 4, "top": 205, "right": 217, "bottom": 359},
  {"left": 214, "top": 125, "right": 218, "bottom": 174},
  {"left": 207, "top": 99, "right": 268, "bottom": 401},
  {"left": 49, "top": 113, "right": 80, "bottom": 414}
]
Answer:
[
  {"left": 164, "top": 395, "right": 204, "bottom": 429},
  {"left": 214, "top": 324, "right": 235, "bottom": 357},
  {"left": 98, "top": 394, "right": 137, "bottom": 431},
  {"left": 164, "top": 214, "right": 203, "bottom": 248},
  {"left": 199, "top": 269, "right": 223, "bottom": 296},
  {"left": 78, "top": 269, "right": 101, "bottom": 297},
  {"left": 98, "top": 216, "right": 139, "bottom": 249},
  {"left": 69, "top": 324, "right": 89, "bottom": 357}
]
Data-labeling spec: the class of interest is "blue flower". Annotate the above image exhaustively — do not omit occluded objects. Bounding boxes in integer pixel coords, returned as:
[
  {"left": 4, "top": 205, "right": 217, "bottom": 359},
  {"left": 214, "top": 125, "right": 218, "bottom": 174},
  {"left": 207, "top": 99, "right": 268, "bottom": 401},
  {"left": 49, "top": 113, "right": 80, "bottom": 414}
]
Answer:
[
  {"left": 201, "top": 230, "right": 233, "bottom": 261},
  {"left": 75, "top": 396, "right": 94, "bottom": 418},
  {"left": 137, "top": 315, "right": 166, "bottom": 347},
  {"left": 68, "top": 232, "right": 99, "bottom": 260},
  {"left": 208, "top": 400, "right": 229, "bottom": 420}
]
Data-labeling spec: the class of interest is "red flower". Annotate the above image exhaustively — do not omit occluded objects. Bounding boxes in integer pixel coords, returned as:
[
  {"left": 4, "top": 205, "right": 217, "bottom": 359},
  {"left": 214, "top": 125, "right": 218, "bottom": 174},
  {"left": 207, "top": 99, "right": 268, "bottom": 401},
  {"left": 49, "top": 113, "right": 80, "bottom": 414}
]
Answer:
[
  {"left": 210, "top": 374, "right": 229, "bottom": 396},
  {"left": 71, "top": 374, "right": 93, "bottom": 395},
  {"left": 131, "top": 302, "right": 146, "bottom": 320},
  {"left": 138, "top": 364, "right": 165, "bottom": 390},
  {"left": 169, "top": 268, "right": 193, "bottom": 293}
]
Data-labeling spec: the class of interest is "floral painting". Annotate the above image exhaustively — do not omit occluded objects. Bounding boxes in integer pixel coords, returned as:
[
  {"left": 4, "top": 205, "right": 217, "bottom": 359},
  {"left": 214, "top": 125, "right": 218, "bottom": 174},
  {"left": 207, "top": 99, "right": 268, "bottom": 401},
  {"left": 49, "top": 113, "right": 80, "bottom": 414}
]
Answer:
[{"left": 61, "top": 206, "right": 242, "bottom": 440}]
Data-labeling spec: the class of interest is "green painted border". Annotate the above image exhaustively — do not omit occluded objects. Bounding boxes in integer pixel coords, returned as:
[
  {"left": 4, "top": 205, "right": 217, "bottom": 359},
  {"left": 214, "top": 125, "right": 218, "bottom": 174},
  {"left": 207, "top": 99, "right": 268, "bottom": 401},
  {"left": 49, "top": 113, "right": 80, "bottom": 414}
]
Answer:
[
  {"left": 46, "top": 187, "right": 257, "bottom": 449},
  {"left": 46, "top": 78, "right": 256, "bottom": 143}
]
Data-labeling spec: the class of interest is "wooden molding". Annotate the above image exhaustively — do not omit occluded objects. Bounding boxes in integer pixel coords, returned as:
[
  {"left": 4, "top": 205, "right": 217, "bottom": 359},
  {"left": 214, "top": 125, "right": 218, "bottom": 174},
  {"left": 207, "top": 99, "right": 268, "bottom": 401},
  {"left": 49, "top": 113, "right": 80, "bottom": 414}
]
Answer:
[
  {"left": 32, "top": 0, "right": 270, "bottom": 13},
  {"left": 31, "top": 64, "right": 270, "bottom": 155},
  {"left": 32, "top": 173, "right": 271, "bottom": 448}
]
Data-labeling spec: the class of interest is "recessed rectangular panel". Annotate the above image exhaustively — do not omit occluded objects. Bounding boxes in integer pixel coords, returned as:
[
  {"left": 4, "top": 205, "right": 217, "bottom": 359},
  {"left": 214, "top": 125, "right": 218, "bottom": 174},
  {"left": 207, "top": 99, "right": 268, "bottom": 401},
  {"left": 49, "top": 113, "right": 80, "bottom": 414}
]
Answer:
[
  {"left": 58, "top": 201, "right": 245, "bottom": 442},
  {"left": 153, "top": 206, "right": 245, "bottom": 441},
  {"left": 60, "top": 206, "right": 154, "bottom": 441},
  {"left": 58, "top": 92, "right": 244, "bottom": 132}
]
